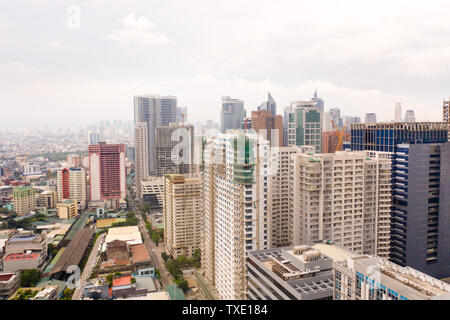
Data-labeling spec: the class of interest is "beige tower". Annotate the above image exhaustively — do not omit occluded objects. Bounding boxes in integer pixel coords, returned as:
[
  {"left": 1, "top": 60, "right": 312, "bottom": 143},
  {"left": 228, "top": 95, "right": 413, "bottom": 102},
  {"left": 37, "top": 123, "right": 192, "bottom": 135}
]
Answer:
[
  {"left": 57, "top": 167, "right": 87, "bottom": 209},
  {"left": 163, "top": 174, "right": 202, "bottom": 258},
  {"left": 290, "top": 150, "right": 392, "bottom": 258},
  {"left": 13, "top": 186, "right": 36, "bottom": 216}
]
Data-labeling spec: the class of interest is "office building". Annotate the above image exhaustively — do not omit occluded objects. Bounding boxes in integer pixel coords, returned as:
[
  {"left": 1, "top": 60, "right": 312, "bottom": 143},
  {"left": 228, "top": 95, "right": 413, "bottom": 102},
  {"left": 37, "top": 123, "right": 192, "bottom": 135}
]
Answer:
[
  {"left": 404, "top": 110, "right": 416, "bottom": 122},
  {"left": 201, "top": 131, "right": 270, "bottom": 300},
  {"left": 290, "top": 151, "right": 392, "bottom": 258},
  {"left": 365, "top": 113, "right": 377, "bottom": 123},
  {"left": 444, "top": 99, "right": 450, "bottom": 123},
  {"left": 36, "top": 190, "right": 56, "bottom": 209},
  {"left": 156, "top": 123, "right": 195, "bottom": 176},
  {"left": 390, "top": 143, "right": 450, "bottom": 279},
  {"left": 89, "top": 143, "right": 126, "bottom": 201},
  {"left": 284, "top": 104, "right": 322, "bottom": 152},
  {"left": 334, "top": 252, "right": 450, "bottom": 300},
  {"left": 163, "top": 174, "right": 202, "bottom": 258},
  {"left": 57, "top": 199, "right": 78, "bottom": 220},
  {"left": 13, "top": 186, "right": 35, "bottom": 216},
  {"left": 134, "top": 95, "right": 177, "bottom": 175},
  {"left": 250, "top": 110, "right": 283, "bottom": 147},
  {"left": 247, "top": 244, "right": 339, "bottom": 300},
  {"left": 141, "top": 177, "right": 164, "bottom": 210},
  {"left": 351, "top": 122, "right": 448, "bottom": 153},
  {"left": 220, "top": 96, "right": 246, "bottom": 133},
  {"left": 134, "top": 122, "right": 149, "bottom": 197},
  {"left": 3, "top": 232, "right": 48, "bottom": 272},
  {"left": 57, "top": 167, "right": 87, "bottom": 209},
  {"left": 395, "top": 103, "right": 402, "bottom": 122},
  {"left": 257, "top": 92, "right": 277, "bottom": 116}
]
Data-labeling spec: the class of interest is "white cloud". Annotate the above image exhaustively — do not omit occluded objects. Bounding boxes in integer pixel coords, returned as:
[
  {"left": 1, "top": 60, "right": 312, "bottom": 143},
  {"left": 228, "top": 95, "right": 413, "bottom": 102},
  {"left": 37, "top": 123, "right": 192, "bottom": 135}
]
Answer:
[{"left": 108, "top": 13, "right": 173, "bottom": 49}]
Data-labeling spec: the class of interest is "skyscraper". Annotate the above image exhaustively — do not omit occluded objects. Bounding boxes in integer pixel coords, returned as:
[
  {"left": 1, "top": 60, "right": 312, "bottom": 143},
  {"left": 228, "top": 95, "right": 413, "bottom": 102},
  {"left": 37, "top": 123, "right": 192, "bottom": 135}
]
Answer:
[
  {"left": 257, "top": 92, "right": 277, "bottom": 116},
  {"left": 13, "top": 186, "right": 35, "bottom": 216},
  {"left": 404, "top": 110, "right": 416, "bottom": 122},
  {"left": 155, "top": 123, "right": 195, "bottom": 176},
  {"left": 57, "top": 167, "right": 87, "bottom": 209},
  {"left": 134, "top": 95, "right": 177, "bottom": 175},
  {"left": 134, "top": 122, "right": 149, "bottom": 199},
  {"left": 395, "top": 103, "right": 402, "bottom": 122},
  {"left": 390, "top": 143, "right": 450, "bottom": 279},
  {"left": 365, "top": 113, "right": 377, "bottom": 123},
  {"left": 163, "top": 174, "right": 202, "bottom": 258},
  {"left": 311, "top": 90, "right": 325, "bottom": 112},
  {"left": 89, "top": 143, "right": 126, "bottom": 201},
  {"left": 444, "top": 99, "right": 450, "bottom": 123},
  {"left": 284, "top": 104, "right": 322, "bottom": 152},
  {"left": 201, "top": 131, "right": 270, "bottom": 300},
  {"left": 250, "top": 110, "right": 283, "bottom": 147},
  {"left": 220, "top": 96, "right": 246, "bottom": 133}
]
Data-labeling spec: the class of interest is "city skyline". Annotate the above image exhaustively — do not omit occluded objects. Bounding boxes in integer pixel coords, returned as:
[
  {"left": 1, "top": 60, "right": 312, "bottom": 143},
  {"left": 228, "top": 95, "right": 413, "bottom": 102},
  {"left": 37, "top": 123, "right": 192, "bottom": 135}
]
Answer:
[{"left": 2, "top": 1, "right": 450, "bottom": 129}]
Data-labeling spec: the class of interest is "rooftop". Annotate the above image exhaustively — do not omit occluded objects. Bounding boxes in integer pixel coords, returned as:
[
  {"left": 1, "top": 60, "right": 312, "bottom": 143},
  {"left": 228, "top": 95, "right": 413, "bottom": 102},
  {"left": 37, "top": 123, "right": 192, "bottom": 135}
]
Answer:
[
  {"left": 130, "top": 244, "right": 151, "bottom": 264},
  {"left": 113, "top": 275, "right": 132, "bottom": 287},
  {"left": 5, "top": 253, "right": 40, "bottom": 261}
]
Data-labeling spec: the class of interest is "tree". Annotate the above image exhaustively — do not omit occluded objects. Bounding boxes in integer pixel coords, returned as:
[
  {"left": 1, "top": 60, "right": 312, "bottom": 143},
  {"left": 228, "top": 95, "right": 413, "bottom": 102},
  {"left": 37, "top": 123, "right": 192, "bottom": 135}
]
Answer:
[
  {"left": 175, "top": 278, "right": 189, "bottom": 293},
  {"left": 20, "top": 269, "right": 42, "bottom": 287}
]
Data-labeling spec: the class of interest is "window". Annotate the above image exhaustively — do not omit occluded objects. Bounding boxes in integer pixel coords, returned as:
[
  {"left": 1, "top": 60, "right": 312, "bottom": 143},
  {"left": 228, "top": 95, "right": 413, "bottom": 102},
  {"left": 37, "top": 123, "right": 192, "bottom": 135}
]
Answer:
[{"left": 336, "top": 271, "right": 342, "bottom": 281}]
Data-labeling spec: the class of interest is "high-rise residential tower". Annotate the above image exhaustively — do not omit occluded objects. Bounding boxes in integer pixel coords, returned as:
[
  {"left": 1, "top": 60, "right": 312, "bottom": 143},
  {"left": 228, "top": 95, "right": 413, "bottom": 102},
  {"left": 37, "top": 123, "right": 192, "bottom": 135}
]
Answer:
[
  {"left": 290, "top": 150, "right": 392, "bottom": 258},
  {"left": 163, "top": 174, "right": 202, "bottom": 258},
  {"left": 220, "top": 97, "right": 246, "bottom": 133},
  {"left": 201, "top": 131, "right": 270, "bottom": 300},
  {"left": 89, "top": 143, "right": 126, "bottom": 201},
  {"left": 134, "top": 95, "right": 177, "bottom": 175},
  {"left": 13, "top": 186, "right": 36, "bottom": 216}
]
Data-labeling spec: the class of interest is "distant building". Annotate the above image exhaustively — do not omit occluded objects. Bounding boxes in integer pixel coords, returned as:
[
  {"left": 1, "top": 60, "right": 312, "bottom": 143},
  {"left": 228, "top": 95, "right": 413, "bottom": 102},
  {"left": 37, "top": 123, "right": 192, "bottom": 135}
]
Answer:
[
  {"left": 13, "top": 186, "right": 35, "bottom": 216},
  {"left": 134, "top": 95, "right": 177, "bottom": 175},
  {"left": 284, "top": 104, "right": 322, "bottom": 152},
  {"left": 220, "top": 96, "right": 246, "bottom": 133},
  {"left": 365, "top": 113, "right": 377, "bottom": 123},
  {"left": 257, "top": 92, "right": 277, "bottom": 116},
  {"left": 404, "top": 110, "right": 416, "bottom": 122},
  {"left": 57, "top": 199, "right": 78, "bottom": 220},
  {"left": 89, "top": 143, "right": 126, "bottom": 201},
  {"left": 444, "top": 99, "right": 450, "bottom": 123},
  {"left": 164, "top": 174, "right": 202, "bottom": 258},
  {"left": 155, "top": 123, "right": 195, "bottom": 176},
  {"left": 250, "top": 110, "right": 283, "bottom": 147},
  {"left": 395, "top": 103, "right": 402, "bottom": 122},
  {"left": 134, "top": 122, "right": 149, "bottom": 197}
]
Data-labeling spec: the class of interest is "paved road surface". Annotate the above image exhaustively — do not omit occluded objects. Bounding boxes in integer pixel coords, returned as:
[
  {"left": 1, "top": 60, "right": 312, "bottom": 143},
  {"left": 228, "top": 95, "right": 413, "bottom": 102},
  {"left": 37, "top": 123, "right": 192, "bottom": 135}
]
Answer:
[
  {"left": 137, "top": 213, "right": 173, "bottom": 289},
  {"left": 72, "top": 232, "right": 106, "bottom": 300}
]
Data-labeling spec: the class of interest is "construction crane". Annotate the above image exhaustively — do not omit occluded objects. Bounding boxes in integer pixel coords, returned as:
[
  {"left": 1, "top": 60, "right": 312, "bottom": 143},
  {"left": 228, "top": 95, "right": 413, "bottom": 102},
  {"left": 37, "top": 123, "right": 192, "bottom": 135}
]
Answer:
[
  {"left": 331, "top": 120, "right": 350, "bottom": 152},
  {"left": 181, "top": 112, "right": 189, "bottom": 124}
]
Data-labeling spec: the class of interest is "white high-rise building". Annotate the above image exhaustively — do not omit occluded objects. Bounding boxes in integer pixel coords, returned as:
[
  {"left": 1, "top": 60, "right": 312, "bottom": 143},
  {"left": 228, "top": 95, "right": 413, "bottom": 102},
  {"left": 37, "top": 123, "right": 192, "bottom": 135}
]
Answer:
[
  {"left": 134, "top": 122, "right": 149, "bottom": 198},
  {"left": 57, "top": 167, "right": 87, "bottom": 209},
  {"left": 404, "top": 110, "right": 416, "bottom": 122},
  {"left": 290, "top": 150, "right": 392, "bottom": 258},
  {"left": 395, "top": 103, "right": 402, "bottom": 122},
  {"left": 201, "top": 131, "right": 270, "bottom": 300}
]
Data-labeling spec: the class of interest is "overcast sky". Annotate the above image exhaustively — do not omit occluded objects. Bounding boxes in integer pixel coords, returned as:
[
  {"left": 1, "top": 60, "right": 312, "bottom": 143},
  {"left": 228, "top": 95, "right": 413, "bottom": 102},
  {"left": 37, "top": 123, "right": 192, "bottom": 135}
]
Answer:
[{"left": 1, "top": 0, "right": 450, "bottom": 129}]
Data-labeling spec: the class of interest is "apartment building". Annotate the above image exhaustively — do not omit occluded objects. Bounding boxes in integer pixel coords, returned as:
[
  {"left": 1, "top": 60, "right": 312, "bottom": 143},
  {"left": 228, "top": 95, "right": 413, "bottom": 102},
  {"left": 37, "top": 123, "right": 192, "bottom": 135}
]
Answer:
[
  {"left": 134, "top": 122, "right": 149, "bottom": 198},
  {"left": 290, "top": 151, "right": 392, "bottom": 258},
  {"left": 13, "top": 186, "right": 35, "bottom": 216},
  {"left": 201, "top": 131, "right": 270, "bottom": 300},
  {"left": 334, "top": 253, "right": 450, "bottom": 300},
  {"left": 268, "top": 147, "right": 300, "bottom": 248},
  {"left": 57, "top": 167, "right": 87, "bottom": 209},
  {"left": 163, "top": 174, "right": 202, "bottom": 258}
]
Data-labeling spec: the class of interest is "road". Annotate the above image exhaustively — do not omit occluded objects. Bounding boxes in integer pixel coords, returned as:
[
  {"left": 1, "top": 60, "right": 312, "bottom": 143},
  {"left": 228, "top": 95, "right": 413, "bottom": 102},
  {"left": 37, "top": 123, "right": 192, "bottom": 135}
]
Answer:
[
  {"left": 72, "top": 232, "right": 106, "bottom": 300},
  {"left": 137, "top": 212, "right": 173, "bottom": 289}
]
